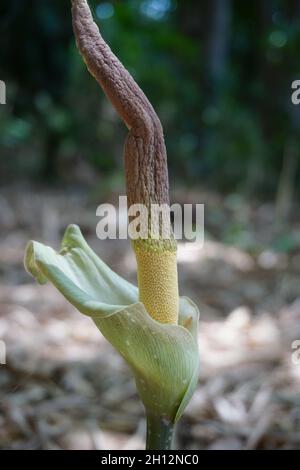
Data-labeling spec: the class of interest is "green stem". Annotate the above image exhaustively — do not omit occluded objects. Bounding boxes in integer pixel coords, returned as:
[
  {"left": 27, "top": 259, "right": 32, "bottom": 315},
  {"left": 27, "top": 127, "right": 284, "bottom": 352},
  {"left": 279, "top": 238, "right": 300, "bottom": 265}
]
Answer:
[{"left": 146, "top": 413, "right": 175, "bottom": 450}]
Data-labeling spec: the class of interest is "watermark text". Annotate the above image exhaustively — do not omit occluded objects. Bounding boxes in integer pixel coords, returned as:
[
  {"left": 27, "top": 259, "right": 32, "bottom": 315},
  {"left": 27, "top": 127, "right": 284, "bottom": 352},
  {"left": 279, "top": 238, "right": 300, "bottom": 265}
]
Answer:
[
  {"left": 291, "top": 340, "right": 300, "bottom": 365},
  {"left": 0, "top": 80, "right": 6, "bottom": 105},
  {"left": 96, "top": 196, "right": 204, "bottom": 243},
  {"left": 0, "top": 340, "right": 6, "bottom": 365}
]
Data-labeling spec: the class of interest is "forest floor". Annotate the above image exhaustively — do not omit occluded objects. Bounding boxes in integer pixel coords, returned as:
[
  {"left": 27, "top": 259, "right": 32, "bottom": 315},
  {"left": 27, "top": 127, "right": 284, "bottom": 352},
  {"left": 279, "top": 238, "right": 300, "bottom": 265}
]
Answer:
[{"left": 0, "top": 183, "right": 300, "bottom": 450}]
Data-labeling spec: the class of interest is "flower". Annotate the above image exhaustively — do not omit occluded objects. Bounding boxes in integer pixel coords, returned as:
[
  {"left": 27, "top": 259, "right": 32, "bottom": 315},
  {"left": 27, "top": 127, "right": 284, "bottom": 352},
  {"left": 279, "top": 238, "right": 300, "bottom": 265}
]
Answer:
[{"left": 24, "top": 224, "right": 199, "bottom": 422}]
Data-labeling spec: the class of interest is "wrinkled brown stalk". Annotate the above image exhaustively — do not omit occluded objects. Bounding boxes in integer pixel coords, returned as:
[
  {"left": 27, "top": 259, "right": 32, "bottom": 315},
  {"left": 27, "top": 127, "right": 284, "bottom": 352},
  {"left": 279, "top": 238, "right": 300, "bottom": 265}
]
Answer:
[{"left": 71, "top": 0, "right": 170, "bottom": 212}]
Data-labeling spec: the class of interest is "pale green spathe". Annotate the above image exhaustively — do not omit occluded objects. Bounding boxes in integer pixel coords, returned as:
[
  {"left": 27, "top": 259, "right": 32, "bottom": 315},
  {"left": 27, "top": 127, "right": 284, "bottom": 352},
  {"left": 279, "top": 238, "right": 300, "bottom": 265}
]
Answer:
[{"left": 24, "top": 224, "right": 199, "bottom": 422}]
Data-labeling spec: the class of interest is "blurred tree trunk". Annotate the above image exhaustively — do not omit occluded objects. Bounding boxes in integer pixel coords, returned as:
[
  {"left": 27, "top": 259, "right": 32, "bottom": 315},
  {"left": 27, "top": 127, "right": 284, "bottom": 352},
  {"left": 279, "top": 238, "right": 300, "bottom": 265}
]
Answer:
[
  {"left": 275, "top": 140, "right": 298, "bottom": 228},
  {"left": 275, "top": 0, "right": 300, "bottom": 228},
  {"left": 176, "top": 0, "right": 231, "bottom": 175},
  {"left": 245, "top": 0, "right": 276, "bottom": 194},
  {"left": 177, "top": 0, "right": 232, "bottom": 89},
  {"left": 203, "top": 0, "right": 232, "bottom": 101},
  {"left": 202, "top": 0, "right": 232, "bottom": 178}
]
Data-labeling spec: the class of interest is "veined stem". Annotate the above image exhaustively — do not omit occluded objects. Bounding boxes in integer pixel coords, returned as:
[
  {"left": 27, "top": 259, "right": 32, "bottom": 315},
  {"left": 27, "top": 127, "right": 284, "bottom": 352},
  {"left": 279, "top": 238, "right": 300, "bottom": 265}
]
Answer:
[{"left": 146, "top": 414, "right": 175, "bottom": 450}]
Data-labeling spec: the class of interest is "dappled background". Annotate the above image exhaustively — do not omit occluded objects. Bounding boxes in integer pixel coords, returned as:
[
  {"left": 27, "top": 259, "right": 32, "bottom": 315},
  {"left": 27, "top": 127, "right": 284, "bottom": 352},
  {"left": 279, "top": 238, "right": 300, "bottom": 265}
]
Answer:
[{"left": 0, "top": 0, "right": 300, "bottom": 449}]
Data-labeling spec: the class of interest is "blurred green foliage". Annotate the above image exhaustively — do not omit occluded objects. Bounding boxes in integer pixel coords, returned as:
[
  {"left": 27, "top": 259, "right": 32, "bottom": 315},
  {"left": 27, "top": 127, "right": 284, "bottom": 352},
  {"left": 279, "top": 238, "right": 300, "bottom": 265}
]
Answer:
[{"left": 0, "top": 0, "right": 300, "bottom": 197}]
